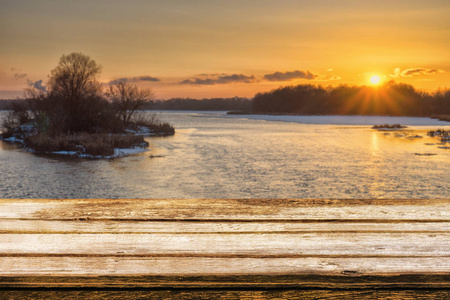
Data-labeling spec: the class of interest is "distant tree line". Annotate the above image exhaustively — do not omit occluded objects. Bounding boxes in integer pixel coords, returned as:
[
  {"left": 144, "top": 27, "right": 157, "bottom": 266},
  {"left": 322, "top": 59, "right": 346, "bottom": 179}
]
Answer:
[
  {"left": 0, "top": 99, "right": 23, "bottom": 110},
  {"left": 1, "top": 97, "right": 251, "bottom": 112},
  {"left": 252, "top": 82, "right": 450, "bottom": 116},
  {"left": 145, "top": 97, "right": 251, "bottom": 111}
]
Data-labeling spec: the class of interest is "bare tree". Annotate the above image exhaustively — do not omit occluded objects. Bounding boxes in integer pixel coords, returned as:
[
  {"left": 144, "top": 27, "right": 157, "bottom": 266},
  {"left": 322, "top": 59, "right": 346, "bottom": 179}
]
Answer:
[
  {"left": 43, "top": 53, "right": 106, "bottom": 133},
  {"left": 106, "top": 80, "right": 153, "bottom": 125},
  {"left": 49, "top": 52, "right": 102, "bottom": 100}
]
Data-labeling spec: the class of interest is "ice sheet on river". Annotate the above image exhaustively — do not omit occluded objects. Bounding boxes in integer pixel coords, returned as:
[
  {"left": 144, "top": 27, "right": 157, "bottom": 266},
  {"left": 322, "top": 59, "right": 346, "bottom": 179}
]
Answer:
[{"left": 225, "top": 114, "right": 450, "bottom": 126}]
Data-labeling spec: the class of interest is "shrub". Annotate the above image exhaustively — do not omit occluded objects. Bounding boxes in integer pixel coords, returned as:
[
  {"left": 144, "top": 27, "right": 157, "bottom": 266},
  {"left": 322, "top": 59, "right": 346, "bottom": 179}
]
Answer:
[{"left": 131, "top": 113, "right": 175, "bottom": 136}]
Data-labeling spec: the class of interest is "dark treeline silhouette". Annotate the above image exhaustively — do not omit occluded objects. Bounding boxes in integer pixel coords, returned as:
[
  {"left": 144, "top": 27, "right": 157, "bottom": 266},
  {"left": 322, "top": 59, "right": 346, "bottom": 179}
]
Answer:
[
  {"left": 252, "top": 82, "right": 450, "bottom": 116},
  {"left": 144, "top": 97, "right": 251, "bottom": 111},
  {"left": 3, "top": 80, "right": 449, "bottom": 118},
  {"left": 1, "top": 98, "right": 251, "bottom": 112}
]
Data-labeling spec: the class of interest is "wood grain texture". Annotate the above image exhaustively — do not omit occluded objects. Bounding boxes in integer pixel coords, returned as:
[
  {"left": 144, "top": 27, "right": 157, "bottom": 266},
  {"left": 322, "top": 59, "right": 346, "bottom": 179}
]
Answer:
[
  {"left": 1, "top": 220, "right": 448, "bottom": 233},
  {"left": 1, "top": 233, "right": 449, "bottom": 256},
  {"left": 1, "top": 199, "right": 449, "bottom": 220},
  {"left": 2, "top": 289, "right": 450, "bottom": 300},
  {"left": 0, "top": 198, "right": 449, "bottom": 293},
  {"left": 1, "top": 257, "right": 450, "bottom": 276}
]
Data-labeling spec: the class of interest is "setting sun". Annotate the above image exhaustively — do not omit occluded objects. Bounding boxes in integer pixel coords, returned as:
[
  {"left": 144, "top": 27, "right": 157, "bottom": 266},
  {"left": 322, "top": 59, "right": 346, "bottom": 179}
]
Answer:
[{"left": 370, "top": 75, "right": 381, "bottom": 85}]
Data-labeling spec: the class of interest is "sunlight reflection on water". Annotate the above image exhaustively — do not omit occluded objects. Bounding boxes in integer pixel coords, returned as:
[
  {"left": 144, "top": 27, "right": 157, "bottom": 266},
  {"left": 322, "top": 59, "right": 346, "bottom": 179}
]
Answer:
[{"left": 0, "top": 111, "right": 449, "bottom": 199}]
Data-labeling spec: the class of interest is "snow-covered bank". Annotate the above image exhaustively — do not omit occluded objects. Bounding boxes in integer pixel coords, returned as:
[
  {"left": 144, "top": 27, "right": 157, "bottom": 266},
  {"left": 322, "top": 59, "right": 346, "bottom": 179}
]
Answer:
[
  {"left": 49, "top": 147, "right": 149, "bottom": 159},
  {"left": 224, "top": 114, "right": 450, "bottom": 126}
]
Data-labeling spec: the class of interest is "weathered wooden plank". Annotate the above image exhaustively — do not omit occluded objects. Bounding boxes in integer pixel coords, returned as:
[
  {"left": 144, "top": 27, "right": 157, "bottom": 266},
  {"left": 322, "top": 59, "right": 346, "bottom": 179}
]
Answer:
[
  {"left": 0, "top": 199, "right": 449, "bottom": 220},
  {"left": 2, "top": 289, "right": 450, "bottom": 300},
  {"left": 1, "top": 220, "right": 448, "bottom": 234},
  {"left": 1, "top": 257, "right": 449, "bottom": 276},
  {"left": 1, "top": 276, "right": 449, "bottom": 291},
  {"left": 1, "top": 233, "right": 448, "bottom": 256},
  {"left": 0, "top": 199, "right": 448, "bottom": 293}
]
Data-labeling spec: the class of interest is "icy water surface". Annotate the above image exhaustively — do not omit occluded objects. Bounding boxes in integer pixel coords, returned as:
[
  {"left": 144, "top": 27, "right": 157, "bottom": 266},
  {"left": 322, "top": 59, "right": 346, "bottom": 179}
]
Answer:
[{"left": 1, "top": 111, "right": 449, "bottom": 199}]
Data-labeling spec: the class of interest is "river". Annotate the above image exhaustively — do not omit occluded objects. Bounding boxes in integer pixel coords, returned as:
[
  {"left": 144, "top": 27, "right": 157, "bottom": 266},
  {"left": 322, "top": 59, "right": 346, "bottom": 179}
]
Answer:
[{"left": 1, "top": 111, "right": 449, "bottom": 199}]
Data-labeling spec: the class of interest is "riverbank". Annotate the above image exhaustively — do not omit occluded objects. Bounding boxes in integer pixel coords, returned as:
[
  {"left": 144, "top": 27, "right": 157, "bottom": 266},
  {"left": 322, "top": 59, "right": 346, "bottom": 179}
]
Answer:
[{"left": 430, "top": 114, "right": 450, "bottom": 122}]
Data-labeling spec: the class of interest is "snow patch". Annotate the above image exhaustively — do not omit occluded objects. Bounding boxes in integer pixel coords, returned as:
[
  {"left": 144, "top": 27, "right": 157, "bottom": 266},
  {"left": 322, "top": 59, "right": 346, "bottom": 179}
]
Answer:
[
  {"left": 124, "top": 126, "right": 158, "bottom": 136},
  {"left": 49, "top": 147, "right": 148, "bottom": 159},
  {"left": 113, "top": 147, "right": 149, "bottom": 157},
  {"left": 2, "top": 137, "right": 24, "bottom": 143}
]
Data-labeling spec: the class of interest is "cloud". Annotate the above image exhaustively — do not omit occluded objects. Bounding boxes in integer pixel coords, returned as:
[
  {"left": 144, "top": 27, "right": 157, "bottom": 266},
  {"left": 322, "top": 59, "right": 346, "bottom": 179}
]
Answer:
[
  {"left": 9, "top": 68, "right": 27, "bottom": 80},
  {"left": 391, "top": 67, "right": 444, "bottom": 78},
  {"left": 180, "top": 74, "right": 255, "bottom": 85},
  {"left": 108, "top": 76, "right": 160, "bottom": 85},
  {"left": 314, "top": 74, "right": 341, "bottom": 82},
  {"left": 263, "top": 70, "right": 318, "bottom": 81},
  {"left": 27, "top": 79, "right": 47, "bottom": 92},
  {"left": 327, "top": 75, "right": 342, "bottom": 81},
  {"left": 13, "top": 73, "right": 27, "bottom": 80},
  {"left": 402, "top": 68, "right": 440, "bottom": 77},
  {"left": 136, "top": 76, "right": 161, "bottom": 82}
]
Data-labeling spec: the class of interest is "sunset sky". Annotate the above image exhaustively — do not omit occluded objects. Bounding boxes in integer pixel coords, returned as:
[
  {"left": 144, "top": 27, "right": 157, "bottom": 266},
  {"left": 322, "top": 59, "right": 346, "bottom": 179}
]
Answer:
[{"left": 1, "top": 0, "right": 449, "bottom": 99}]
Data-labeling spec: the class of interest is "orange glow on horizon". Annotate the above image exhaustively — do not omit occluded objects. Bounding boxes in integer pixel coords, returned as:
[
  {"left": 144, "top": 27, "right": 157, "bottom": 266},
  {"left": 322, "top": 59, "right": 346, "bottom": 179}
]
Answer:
[{"left": 1, "top": 1, "right": 449, "bottom": 99}]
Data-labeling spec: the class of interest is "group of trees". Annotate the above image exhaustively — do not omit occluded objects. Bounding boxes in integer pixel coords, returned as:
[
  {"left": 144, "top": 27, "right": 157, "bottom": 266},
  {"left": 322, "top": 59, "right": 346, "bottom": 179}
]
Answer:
[
  {"left": 4, "top": 52, "right": 153, "bottom": 135},
  {"left": 252, "top": 83, "right": 450, "bottom": 116}
]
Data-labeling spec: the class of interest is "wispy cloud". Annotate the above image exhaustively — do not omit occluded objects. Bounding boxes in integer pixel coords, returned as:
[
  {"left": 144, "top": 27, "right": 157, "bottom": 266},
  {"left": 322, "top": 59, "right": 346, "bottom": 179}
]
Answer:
[
  {"left": 13, "top": 73, "right": 27, "bottom": 80},
  {"left": 263, "top": 70, "right": 318, "bottom": 81},
  {"left": 180, "top": 74, "right": 255, "bottom": 85},
  {"left": 320, "top": 75, "right": 341, "bottom": 81},
  {"left": 9, "top": 67, "right": 27, "bottom": 80},
  {"left": 390, "top": 67, "right": 444, "bottom": 78},
  {"left": 179, "top": 70, "right": 335, "bottom": 85},
  {"left": 108, "top": 76, "right": 161, "bottom": 85},
  {"left": 137, "top": 76, "right": 161, "bottom": 82}
]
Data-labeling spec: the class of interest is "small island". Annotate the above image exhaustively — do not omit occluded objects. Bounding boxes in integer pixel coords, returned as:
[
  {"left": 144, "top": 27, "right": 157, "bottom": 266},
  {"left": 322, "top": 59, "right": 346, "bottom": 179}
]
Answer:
[
  {"left": 372, "top": 124, "right": 407, "bottom": 130},
  {"left": 0, "top": 53, "right": 174, "bottom": 158}
]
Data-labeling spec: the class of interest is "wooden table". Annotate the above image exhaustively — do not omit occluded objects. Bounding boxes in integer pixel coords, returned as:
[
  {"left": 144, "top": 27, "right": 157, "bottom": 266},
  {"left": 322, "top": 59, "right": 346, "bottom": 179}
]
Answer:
[{"left": 0, "top": 199, "right": 449, "bottom": 299}]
